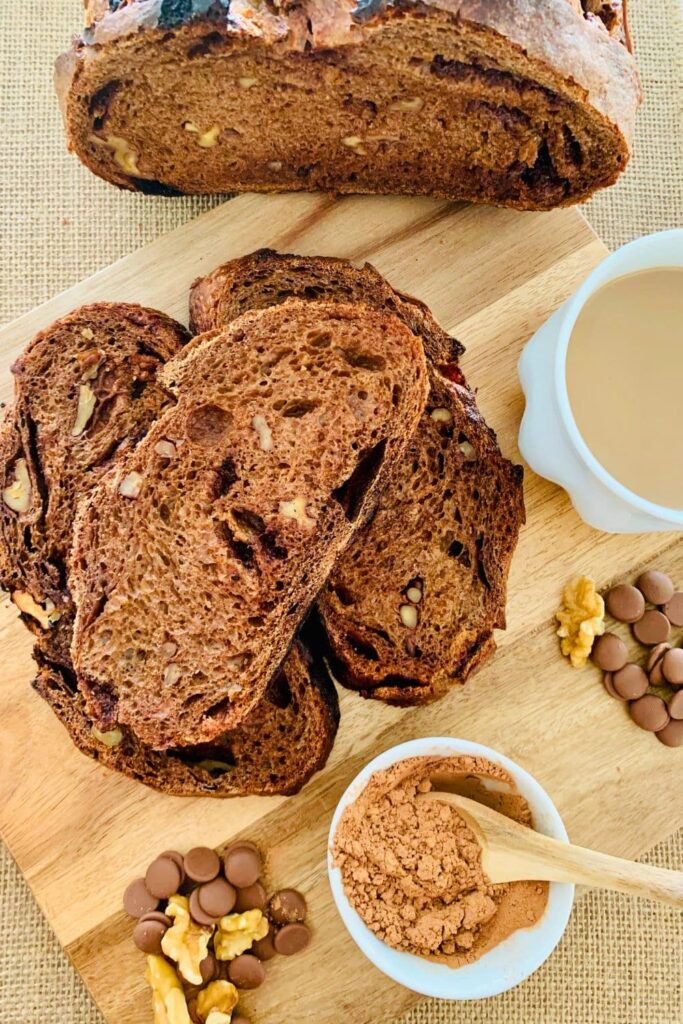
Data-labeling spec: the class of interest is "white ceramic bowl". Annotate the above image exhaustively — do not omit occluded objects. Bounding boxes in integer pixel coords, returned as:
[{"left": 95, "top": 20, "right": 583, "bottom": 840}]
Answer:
[
  {"left": 327, "top": 737, "right": 574, "bottom": 1001},
  {"left": 518, "top": 229, "right": 683, "bottom": 533}
]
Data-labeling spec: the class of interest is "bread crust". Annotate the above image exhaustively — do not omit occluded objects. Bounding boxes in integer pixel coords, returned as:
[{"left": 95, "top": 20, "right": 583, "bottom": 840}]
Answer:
[
  {"left": 33, "top": 639, "right": 340, "bottom": 797},
  {"left": 57, "top": 0, "right": 640, "bottom": 207}
]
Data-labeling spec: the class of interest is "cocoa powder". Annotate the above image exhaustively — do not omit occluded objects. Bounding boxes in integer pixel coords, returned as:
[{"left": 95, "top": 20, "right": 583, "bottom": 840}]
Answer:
[{"left": 333, "top": 755, "right": 548, "bottom": 965}]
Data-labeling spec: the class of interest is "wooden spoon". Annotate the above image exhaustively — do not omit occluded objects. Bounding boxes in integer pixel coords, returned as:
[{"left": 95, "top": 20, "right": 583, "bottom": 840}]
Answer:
[{"left": 418, "top": 791, "right": 683, "bottom": 909}]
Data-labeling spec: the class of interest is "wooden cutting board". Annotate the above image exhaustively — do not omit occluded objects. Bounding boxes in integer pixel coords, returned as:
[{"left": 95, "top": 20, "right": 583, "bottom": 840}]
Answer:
[{"left": 0, "top": 192, "right": 680, "bottom": 1024}]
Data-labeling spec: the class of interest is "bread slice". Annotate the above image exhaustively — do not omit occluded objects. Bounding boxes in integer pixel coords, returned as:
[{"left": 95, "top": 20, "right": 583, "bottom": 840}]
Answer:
[
  {"left": 0, "top": 303, "right": 189, "bottom": 668},
  {"left": 316, "top": 363, "right": 525, "bottom": 704},
  {"left": 33, "top": 638, "right": 339, "bottom": 797},
  {"left": 70, "top": 299, "right": 429, "bottom": 748},
  {"left": 57, "top": 0, "right": 639, "bottom": 209},
  {"left": 189, "top": 251, "right": 524, "bottom": 704},
  {"left": 189, "top": 248, "right": 463, "bottom": 365}
]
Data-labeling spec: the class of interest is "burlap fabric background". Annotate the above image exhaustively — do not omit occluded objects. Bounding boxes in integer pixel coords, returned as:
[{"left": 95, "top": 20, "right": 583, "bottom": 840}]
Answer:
[{"left": 1, "top": 2, "right": 681, "bottom": 1021}]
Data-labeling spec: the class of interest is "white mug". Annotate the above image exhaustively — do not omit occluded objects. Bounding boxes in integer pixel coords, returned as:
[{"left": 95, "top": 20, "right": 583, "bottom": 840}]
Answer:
[{"left": 518, "top": 229, "right": 683, "bottom": 533}]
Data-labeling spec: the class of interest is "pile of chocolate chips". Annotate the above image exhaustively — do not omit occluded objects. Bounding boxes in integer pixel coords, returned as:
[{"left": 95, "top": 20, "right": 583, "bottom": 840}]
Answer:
[
  {"left": 123, "top": 841, "right": 310, "bottom": 1023},
  {"left": 592, "top": 570, "right": 683, "bottom": 747}
]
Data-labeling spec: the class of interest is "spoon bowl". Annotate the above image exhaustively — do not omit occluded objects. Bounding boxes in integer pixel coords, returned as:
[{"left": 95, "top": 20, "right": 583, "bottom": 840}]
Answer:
[{"left": 419, "top": 791, "right": 683, "bottom": 908}]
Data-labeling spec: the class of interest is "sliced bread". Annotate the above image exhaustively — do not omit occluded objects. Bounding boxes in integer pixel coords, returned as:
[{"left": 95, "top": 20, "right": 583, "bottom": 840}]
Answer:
[
  {"left": 57, "top": 0, "right": 639, "bottom": 208},
  {"left": 317, "top": 363, "right": 525, "bottom": 704},
  {"left": 0, "top": 303, "right": 189, "bottom": 668},
  {"left": 33, "top": 639, "right": 339, "bottom": 797},
  {"left": 70, "top": 299, "right": 429, "bottom": 748},
  {"left": 189, "top": 248, "right": 463, "bottom": 365},
  {"left": 189, "top": 251, "right": 524, "bottom": 704}
]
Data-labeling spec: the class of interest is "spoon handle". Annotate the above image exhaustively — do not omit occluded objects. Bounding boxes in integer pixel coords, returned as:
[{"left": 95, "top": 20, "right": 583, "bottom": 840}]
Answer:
[{"left": 488, "top": 827, "right": 683, "bottom": 909}]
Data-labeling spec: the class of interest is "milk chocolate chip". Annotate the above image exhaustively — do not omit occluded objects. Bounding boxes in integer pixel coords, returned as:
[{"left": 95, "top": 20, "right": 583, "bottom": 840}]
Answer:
[
  {"left": 268, "top": 889, "right": 307, "bottom": 925},
  {"left": 662, "top": 648, "right": 683, "bottom": 686},
  {"left": 252, "top": 924, "right": 278, "bottom": 961},
  {"left": 636, "top": 570, "right": 674, "bottom": 606},
  {"left": 228, "top": 953, "right": 266, "bottom": 989},
  {"left": 647, "top": 643, "right": 671, "bottom": 685},
  {"left": 184, "top": 846, "right": 221, "bottom": 883},
  {"left": 656, "top": 719, "right": 683, "bottom": 747},
  {"left": 145, "top": 856, "right": 182, "bottom": 900},
  {"left": 234, "top": 882, "right": 267, "bottom": 913},
  {"left": 668, "top": 690, "right": 683, "bottom": 720},
  {"left": 632, "top": 610, "right": 671, "bottom": 646},
  {"left": 189, "top": 887, "right": 220, "bottom": 926},
  {"left": 630, "top": 694, "right": 670, "bottom": 732},
  {"left": 274, "top": 922, "right": 310, "bottom": 955},
  {"left": 160, "top": 850, "right": 186, "bottom": 884},
  {"left": 663, "top": 592, "right": 683, "bottom": 626},
  {"left": 591, "top": 633, "right": 628, "bottom": 671},
  {"left": 199, "top": 952, "right": 220, "bottom": 984},
  {"left": 612, "top": 664, "right": 649, "bottom": 701},
  {"left": 224, "top": 845, "right": 261, "bottom": 888},
  {"left": 140, "top": 911, "right": 172, "bottom": 928},
  {"left": 198, "top": 877, "right": 236, "bottom": 918},
  {"left": 606, "top": 584, "right": 645, "bottom": 623},
  {"left": 123, "top": 878, "right": 160, "bottom": 918},
  {"left": 603, "top": 673, "right": 626, "bottom": 701},
  {"left": 133, "top": 918, "right": 168, "bottom": 955}
]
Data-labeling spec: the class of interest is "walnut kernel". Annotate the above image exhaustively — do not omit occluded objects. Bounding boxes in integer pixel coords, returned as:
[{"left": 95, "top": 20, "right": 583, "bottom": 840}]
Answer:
[
  {"left": 119, "top": 471, "right": 143, "bottom": 498},
  {"left": 342, "top": 135, "right": 366, "bottom": 155},
  {"left": 162, "top": 895, "right": 214, "bottom": 985},
  {"left": 389, "top": 97, "right": 424, "bottom": 112},
  {"left": 101, "top": 135, "right": 142, "bottom": 175},
  {"left": 2, "top": 458, "right": 31, "bottom": 513},
  {"left": 430, "top": 408, "right": 453, "bottom": 424},
  {"left": 12, "top": 591, "right": 61, "bottom": 630},
  {"left": 214, "top": 909, "right": 268, "bottom": 961},
  {"left": 279, "top": 497, "right": 315, "bottom": 530},
  {"left": 196, "top": 981, "right": 238, "bottom": 1022},
  {"left": 72, "top": 384, "right": 97, "bottom": 437},
  {"left": 91, "top": 725, "right": 124, "bottom": 748},
  {"left": 145, "top": 954, "right": 191, "bottom": 1024},
  {"left": 252, "top": 414, "right": 273, "bottom": 451},
  {"left": 400, "top": 604, "right": 418, "bottom": 628},
  {"left": 556, "top": 576, "right": 605, "bottom": 668}
]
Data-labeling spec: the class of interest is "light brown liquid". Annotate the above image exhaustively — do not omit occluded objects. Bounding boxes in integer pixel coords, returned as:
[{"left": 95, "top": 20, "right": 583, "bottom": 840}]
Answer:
[{"left": 566, "top": 268, "right": 683, "bottom": 509}]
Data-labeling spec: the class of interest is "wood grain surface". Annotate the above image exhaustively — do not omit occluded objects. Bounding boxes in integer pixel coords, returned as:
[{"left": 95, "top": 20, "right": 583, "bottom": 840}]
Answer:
[{"left": 0, "top": 192, "right": 680, "bottom": 1024}]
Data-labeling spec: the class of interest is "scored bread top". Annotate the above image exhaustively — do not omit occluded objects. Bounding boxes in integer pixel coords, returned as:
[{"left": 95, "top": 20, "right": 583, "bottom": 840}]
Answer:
[
  {"left": 74, "top": 0, "right": 639, "bottom": 139},
  {"left": 70, "top": 299, "right": 428, "bottom": 749},
  {"left": 0, "top": 303, "right": 189, "bottom": 667}
]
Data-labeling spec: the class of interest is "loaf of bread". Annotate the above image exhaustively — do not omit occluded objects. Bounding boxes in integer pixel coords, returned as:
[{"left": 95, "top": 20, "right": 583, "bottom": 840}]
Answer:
[
  {"left": 70, "top": 299, "right": 428, "bottom": 749},
  {"left": 190, "top": 250, "right": 524, "bottom": 704},
  {"left": 57, "top": 0, "right": 640, "bottom": 209},
  {"left": 0, "top": 303, "right": 189, "bottom": 668},
  {"left": 33, "top": 639, "right": 339, "bottom": 797}
]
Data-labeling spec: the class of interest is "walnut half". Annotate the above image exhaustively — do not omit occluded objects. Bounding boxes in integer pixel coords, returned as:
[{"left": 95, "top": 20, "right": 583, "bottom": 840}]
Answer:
[{"left": 2, "top": 458, "right": 31, "bottom": 513}]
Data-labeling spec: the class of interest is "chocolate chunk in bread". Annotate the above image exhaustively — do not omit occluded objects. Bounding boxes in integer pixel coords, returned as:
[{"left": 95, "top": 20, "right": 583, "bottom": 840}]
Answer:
[
  {"left": 70, "top": 300, "right": 428, "bottom": 748},
  {"left": 33, "top": 638, "right": 339, "bottom": 797},
  {"left": 58, "top": 0, "right": 639, "bottom": 209},
  {"left": 0, "top": 304, "right": 189, "bottom": 666},
  {"left": 191, "top": 251, "right": 524, "bottom": 705}
]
